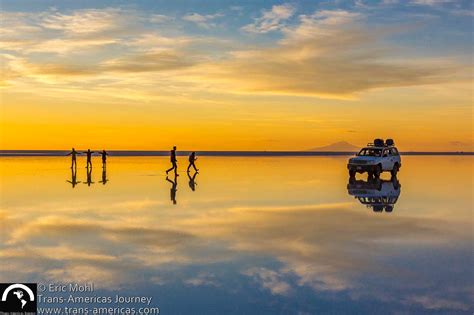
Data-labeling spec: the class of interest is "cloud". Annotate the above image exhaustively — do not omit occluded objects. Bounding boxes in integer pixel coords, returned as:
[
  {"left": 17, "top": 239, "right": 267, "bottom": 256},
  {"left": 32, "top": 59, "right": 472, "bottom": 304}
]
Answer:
[
  {"left": 6, "top": 215, "right": 195, "bottom": 248},
  {"left": 0, "top": 8, "right": 142, "bottom": 55},
  {"left": 0, "top": 54, "right": 27, "bottom": 86},
  {"left": 103, "top": 51, "right": 195, "bottom": 73},
  {"left": 242, "top": 3, "right": 295, "bottom": 33},
  {"left": 45, "top": 265, "right": 124, "bottom": 288},
  {"left": 450, "top": 8, "right": 474, "bottom": 17},
  {"left": 196, "top": 9, "right": 460, "bottom": 98},
  {"left": 354, "top": 0, "right": 371, "bottom": 9},
  {"left": 39, "top": 8, "right": 133, "bottom": 36},
  {"left": 410, "top": 0, "right": 454, "bottom": 5},
  {"left": 408, "top": 295, "right": 470, "bottom": 311},
  {"left": 125, "top": 33, "right": 194, "bottom": 51},
  {"left": 182, "top": 12, "right": 224, "bottom": 29},
  {"left": 34, "top": 38, "right": 118, "bottom": 55},
  {"left": 0, "top": 29, "right": 201, "bottom": 85},
  {"left": 1, "top": 193, "right": 471, "bottom": 306},
  {"left": 184, "top": 272, "right": 219, "bottom": 287},
  {"left": 0, "top": 7, "right": 466, "bottom": 100},
  {"left": 180, "top": 200, "right": 467, "bottom": 294},
  {"left": 149, "top": 14, "right": 174, "bottom": 24},
  {"left": 243, "top": 268, "right": 292, "bottom": 295}
]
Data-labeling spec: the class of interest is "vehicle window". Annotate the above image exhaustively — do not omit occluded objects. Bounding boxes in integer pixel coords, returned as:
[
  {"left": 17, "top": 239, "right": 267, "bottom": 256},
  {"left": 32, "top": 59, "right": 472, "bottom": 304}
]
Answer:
[
  {"left": 391, "top": 148, "right": 399, "bottom": 155},
  {"left": 383, "top": 150, "right": 390, "bottom": 157},
  {"left": 357, "top": 148, "right": 382, "bottom": 157}
]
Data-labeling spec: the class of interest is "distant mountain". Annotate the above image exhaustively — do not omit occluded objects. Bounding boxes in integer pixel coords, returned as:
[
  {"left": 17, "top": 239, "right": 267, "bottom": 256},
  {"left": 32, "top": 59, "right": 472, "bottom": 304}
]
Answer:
[{"left": 308, "top": 141, "right": 359, "bottom": 152}]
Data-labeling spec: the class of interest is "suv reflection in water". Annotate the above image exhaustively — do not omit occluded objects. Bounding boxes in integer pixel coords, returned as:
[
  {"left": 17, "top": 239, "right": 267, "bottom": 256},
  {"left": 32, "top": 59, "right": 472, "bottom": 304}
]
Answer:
[{"left": 347, "top": 177, "right": 401, "bottom": 213}]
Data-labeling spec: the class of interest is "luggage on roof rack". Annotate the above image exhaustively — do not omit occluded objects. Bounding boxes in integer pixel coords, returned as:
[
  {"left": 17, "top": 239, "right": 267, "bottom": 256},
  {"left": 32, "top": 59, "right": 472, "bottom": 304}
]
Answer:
[
  {"left": 386, "top": 139, "right": 394, "bottom": 146},
  {"left": 374, "top": 139, "right": 384, "bottom": 147}
]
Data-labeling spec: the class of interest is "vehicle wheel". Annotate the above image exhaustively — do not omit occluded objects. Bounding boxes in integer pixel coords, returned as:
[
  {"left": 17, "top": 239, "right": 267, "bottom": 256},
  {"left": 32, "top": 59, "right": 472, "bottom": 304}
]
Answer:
[
  {"left": 392, "top": 177, "right": 400, "bottom": 190},
  {"left": 391, "top": 163, "right": 399, "bottom": 177},
  {"left": 349, "top": 170, "right": 356, "bottom": 178},
  {"left": 374, "top": 165, "right": 382, "bottom": 178}
]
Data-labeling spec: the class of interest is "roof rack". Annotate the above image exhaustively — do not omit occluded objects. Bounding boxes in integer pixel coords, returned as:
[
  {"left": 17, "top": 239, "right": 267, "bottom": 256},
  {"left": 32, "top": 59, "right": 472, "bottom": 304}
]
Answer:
[
  {"left": 366, "top": 139, "right": 395, "bottom": 147},
  {"left": 366, "top": 143, "right": 394, "bottom": 147}
]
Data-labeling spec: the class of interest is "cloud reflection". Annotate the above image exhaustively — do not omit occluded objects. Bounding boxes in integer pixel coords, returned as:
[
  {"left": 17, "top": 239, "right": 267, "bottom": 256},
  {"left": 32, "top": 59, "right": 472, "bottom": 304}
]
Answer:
[{"left": 0, "top": 157, "right": 472, "bottom": 313}]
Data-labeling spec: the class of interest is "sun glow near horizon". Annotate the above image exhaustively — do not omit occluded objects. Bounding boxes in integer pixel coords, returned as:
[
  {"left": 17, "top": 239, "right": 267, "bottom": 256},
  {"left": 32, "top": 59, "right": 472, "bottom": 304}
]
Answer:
[{"left": 0, "top": 1, "right": 473, "bottom": 151}]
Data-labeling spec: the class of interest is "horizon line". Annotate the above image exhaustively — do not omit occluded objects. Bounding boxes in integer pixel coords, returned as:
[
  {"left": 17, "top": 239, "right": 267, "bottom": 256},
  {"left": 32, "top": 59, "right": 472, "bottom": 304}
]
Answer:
[{"left": 0, "top": 150, "right": 473, "bottom": 157}]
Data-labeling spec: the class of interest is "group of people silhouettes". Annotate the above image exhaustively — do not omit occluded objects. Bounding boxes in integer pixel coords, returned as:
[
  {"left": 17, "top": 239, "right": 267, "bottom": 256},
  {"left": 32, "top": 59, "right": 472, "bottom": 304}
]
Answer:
[
  {"left": 165, "top": 146, "right": 199, "bottom": 204},
  {"left": 165, "top": 146, "right": 199, "bottom": 175},
  {"left": 67, "top": 148, "right": 109, "bottom": 169},
  {"left": 66, "top": 148, "right": 109, "bottom": 188},
  {"left": 66, "top": 146, "right": 199, "bottom": 204}
]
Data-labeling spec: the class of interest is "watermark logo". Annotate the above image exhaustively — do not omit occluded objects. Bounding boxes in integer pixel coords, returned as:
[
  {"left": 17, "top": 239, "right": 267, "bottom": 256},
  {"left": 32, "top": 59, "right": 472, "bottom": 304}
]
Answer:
[{"left": 0, "top": 283, "right": 37, "bottom": 313}]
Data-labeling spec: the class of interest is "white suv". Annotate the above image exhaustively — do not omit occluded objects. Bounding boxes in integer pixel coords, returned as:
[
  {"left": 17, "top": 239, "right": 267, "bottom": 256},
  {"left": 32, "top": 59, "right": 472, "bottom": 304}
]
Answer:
[{"left": 347, "top": 139, "right": 401, "bottom": 178}]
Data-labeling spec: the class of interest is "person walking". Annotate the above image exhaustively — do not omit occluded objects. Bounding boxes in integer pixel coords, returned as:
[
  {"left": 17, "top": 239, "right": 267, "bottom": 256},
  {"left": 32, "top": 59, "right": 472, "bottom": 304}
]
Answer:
[
  {"left": 66, "top": 148, "right": 80, "bottom": 169},
  {"left": 187, "top": 152, "right": 198, "bottom": 173},
  {"left": 166, "top": 146, "right": 178, "bottom": 176},
  {"left": 83, "top": 149, "right": 95, "bottom": 168}
]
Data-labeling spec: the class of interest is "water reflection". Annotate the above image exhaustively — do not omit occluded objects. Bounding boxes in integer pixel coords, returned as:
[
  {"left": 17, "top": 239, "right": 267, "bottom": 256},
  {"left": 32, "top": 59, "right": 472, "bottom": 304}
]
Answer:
[
  {"left": 66, "top": 166, "right": 109, "bottom": 187},
  {"left": 166, "top": 173, "right": 178, "bottom": 204},
  {"left": 2, "top": 156, "right": 472, "bottom": 314},
  {"left": 347, "top": 177, "right": 400, "bottom": 212},
  {"left": 84, "top": 166, "right": 94, "bottom": 186},
  {"left": 187, "top": 171, "right": 198, "bottom": 191},
  {"left": 66, "top": 166, "right": 80, "bottom": 188},
  {"left": 99, "top": 167, "right": 108, "bottom": 185}
]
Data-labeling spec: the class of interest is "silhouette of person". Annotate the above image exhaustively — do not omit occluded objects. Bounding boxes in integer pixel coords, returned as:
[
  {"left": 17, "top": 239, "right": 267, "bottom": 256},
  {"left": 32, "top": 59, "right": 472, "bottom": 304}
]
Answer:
[
  {"left": 187, "top": 152, "right": 199, "bottom": 173},
  {"left": 66, "top": 148, "right": 80, "bottom": 169},
  {"left": 101, "top": 150, "right": 109, "bottom": 168},
  {"left": 99, "top": 167, "right": 108, "bottom": 185},
  {"left": 166, "top": 146, "right": 178, "bottom": 176},
  {"left": 187, "top": 171, "right": 198, "bottom": 191},
  {"left": 84, "top": 166, "right": 94, "bottom": 186},
  {"left": 66, "top": 166, "right": 81, "bottom": 188},
  {"left": 166, "top": 173, "right": 178, "bottom": 205},
  {"left": 83, "top": 149, "right": 95, "bottom": 168}
]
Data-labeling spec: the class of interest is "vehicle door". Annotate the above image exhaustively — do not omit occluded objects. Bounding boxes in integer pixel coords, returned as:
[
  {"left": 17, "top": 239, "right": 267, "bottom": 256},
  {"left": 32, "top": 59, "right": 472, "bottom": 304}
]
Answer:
[
  {"left": 391, "top": 148, "right": 401, "bottom": 164},
  {"left": 382, "top": 149, "right": 393, "bottom": 170}
]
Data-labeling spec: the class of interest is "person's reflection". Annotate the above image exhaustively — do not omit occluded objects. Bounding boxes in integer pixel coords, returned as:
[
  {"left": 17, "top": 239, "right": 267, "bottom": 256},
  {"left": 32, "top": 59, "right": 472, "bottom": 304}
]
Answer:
[
  {"left": 166, "top": 174, "right": 178, "bottom": 205},
  {"left": 84, "top": 166, "right": 94, "bottom": 186},
  {"left": 66, "top": 166, "right": 81, "bottom": 188},
  {"left": 347, "top": 176, "right": 401, "bottom": 213},
  {"left": 99, "top": 167, "right": 108, "bottom": 185},
  {"left": 187, "top": 171, "right": 198, "bottom": 191}
]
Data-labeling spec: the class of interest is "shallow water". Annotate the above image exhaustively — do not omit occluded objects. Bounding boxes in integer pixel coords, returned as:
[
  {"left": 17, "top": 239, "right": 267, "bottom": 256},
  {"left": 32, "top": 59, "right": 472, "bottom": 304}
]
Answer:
[{"left": 0, "top": 156, "right": 472, "bottom": 314}]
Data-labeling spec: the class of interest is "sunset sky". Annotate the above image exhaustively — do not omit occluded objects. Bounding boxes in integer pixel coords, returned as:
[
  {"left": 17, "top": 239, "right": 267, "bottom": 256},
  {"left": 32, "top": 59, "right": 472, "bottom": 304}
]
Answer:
[{"left": 1, "top": 0, "right": 472, "bottom": 151}]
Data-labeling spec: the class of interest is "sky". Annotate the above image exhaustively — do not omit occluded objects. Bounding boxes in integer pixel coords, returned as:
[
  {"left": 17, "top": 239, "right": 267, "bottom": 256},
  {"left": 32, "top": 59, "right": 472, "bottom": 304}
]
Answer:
[{"left": 0, "top": 0, "right": 472, "bottom": 151}]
